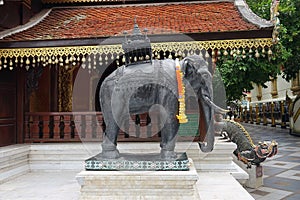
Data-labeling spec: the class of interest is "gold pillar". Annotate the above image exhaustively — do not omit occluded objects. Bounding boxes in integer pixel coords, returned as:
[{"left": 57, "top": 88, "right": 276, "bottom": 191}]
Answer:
[
  {"left": 270, "top": 76, "right": 278, "bottom": 98},
  {"left": 255, "top": 104, "right": 260, "bottom": 124},
  {"left": 280, "top": 101, "right": 286, "bottom": 128},
  {"left": 239, "top": 106, "right": 243, "bottom": 122},
  {"left": 262, "top": 103, "right": 267, "bottom": 125},
  {"left": 256, "top": 84, "right": 262, "bottom": 101},
  {"left": 291, "top": 72, "right": 300, "bottom": 95},
  {"left": 58, "top": 66, "right": 75, "bottom": 112},
  {"left": 271, "top": 102, "right": 276, "bottom": 127},
  {"left": 249, "top": 105, "right": 253, "bottom": 124},
  {"left": 244, "top": 107, "right": 248, "bottom": 123}
]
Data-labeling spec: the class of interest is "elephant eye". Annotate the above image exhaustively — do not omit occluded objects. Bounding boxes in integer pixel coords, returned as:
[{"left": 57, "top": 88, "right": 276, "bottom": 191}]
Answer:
[{"left": 203, "top": 73, "right": 209, "bottom": 79}]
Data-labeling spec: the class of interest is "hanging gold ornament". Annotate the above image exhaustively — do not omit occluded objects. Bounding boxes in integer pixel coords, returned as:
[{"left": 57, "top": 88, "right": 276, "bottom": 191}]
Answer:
[
  {"left": 26, "top": 58, "right": 30, "bottom": 65},
  {"left": 223, "top": 50, "right": 228, "bottom": 56},
  {"left": 255, "top": 50, "right": 260, "bottom": 58},
  {"left": 205, "top": 51, "right": 210, "bottom": 59},
  {"left": 268, "top": 48, "right": 272, "bottom": 55},
  {"left": 4, "top": 58, "right": 7, "bottom": 68},
  {"left": 65, "top": 57, "right": 69, "bottom": 64}
]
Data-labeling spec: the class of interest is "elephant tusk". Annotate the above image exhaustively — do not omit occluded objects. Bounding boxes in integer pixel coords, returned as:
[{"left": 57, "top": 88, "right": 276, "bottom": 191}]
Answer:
[{"left": 203, "top": 96, "right": 229, "bottom": 114}]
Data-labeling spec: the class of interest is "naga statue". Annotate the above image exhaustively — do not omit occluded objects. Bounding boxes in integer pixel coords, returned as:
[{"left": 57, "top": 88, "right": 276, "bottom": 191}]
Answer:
[
  {"left": 220, "top": 119, "right": 278, "bottom": 168},
  {"left": 97, "top": 22, "right": 227, "bottom": 160}
]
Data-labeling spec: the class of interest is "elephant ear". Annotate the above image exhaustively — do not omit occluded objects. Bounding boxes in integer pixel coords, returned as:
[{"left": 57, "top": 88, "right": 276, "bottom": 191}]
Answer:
[{"left": 181, "top": 57, "right": 195, "bottom": 76}]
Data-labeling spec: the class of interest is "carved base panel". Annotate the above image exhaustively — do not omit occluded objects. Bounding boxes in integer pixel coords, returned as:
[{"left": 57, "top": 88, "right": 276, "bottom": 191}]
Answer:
[
  {"left": 76, "top": 158, "right": 201, "bottom": 200},
  {"left": 85, "top": 152, "right": 189, "bottom": 171}
]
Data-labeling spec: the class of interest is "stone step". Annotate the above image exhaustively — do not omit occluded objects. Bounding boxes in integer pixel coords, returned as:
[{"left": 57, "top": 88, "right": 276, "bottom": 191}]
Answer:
[
  {"left": 0, "top": 139, "right": 247, "bottom": 183},
  {"left": 0, "top": 142, "right": 251, "bottom": 200},
  {"left": 0, "top": 145, "right": 30, "bottom": 183},
  {"left": 27, "top": 140, "right": 244, "bottom": 176}
]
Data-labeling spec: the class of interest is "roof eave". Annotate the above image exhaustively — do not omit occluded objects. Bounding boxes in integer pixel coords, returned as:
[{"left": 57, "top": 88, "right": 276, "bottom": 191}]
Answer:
[
  {"left": 0, "top": 29, "right": 273, "bottom": 49},
  {"left": 235, "top": 0, "right": 273, "bottom": 29},
  {"left": 0, "top": 9, "right": 52, "bottom": 40}
]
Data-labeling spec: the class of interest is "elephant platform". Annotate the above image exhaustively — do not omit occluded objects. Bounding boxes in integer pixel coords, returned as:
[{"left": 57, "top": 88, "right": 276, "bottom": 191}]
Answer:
[
  {"left": 77, "top": 158, "right": 200, "bottom": 200},
  {"left": 85, "top": 152, "right": 189, "bottom": 171}
]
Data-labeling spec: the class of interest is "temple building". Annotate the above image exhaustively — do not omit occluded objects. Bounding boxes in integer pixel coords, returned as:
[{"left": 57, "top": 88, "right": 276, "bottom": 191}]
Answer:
[{"left": 0, "top": 0, "right": 278, "bottom": 147}]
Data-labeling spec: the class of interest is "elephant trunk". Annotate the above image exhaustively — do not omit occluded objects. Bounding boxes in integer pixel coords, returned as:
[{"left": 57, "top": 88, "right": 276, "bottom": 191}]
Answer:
[
  {"left": 197, "top": 96, "right": 215, "bottom": 152},
  {"left": 198, "top": 96, "right": 228, "bottom": 152},
  {"left": 198, "top": 119, "right": 215, "bottom": 152}
]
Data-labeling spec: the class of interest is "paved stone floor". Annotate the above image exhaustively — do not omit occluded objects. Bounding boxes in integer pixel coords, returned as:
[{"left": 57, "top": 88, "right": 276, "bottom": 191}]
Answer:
[
  {"left": 0, "top": 171, "right": 80, "bottom": 200},
  {"left": 241, "top": 123, "right": 300, "bottom": 200}
]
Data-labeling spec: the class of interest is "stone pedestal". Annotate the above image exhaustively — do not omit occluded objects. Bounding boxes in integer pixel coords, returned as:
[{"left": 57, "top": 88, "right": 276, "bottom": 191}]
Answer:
[
  {"left": 233, "top": 156, "right": 263, "bottom": 189},
  {"left": 76, "top": 158, "right": 200, "bottom": 200}
]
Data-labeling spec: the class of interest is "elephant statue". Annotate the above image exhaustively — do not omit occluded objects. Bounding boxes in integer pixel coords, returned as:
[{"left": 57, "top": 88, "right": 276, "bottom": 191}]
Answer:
[{"left": 98, "top": 54, "right": 227, "bottom": 160}]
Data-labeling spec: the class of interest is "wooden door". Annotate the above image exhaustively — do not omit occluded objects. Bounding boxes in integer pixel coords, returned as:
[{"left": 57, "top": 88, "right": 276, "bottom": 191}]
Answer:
[{"left": 0, "top": 70, "right": 17, "bottom": 147}]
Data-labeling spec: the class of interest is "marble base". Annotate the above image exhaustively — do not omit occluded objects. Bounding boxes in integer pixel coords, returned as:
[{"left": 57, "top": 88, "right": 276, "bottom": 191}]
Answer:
[{"left": 76, "top": 158, "right": 200, "bottom": 200}]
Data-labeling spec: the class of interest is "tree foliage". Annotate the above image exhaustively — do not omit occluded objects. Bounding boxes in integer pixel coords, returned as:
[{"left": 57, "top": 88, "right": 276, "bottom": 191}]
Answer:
[
  {"left": 216, "top": 50, "right": 279, "bottom": 101},
  {"left": 246, "top": 0, "right": 300, "bottom": 80},
  {"left": 216, "top": 0, "right": 300, "bottom": 101}
]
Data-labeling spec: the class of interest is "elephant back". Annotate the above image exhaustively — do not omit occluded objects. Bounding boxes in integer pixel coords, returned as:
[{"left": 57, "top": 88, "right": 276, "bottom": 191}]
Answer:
[{"left": 108, "top": 59, "right": 179, "bottom": 97}]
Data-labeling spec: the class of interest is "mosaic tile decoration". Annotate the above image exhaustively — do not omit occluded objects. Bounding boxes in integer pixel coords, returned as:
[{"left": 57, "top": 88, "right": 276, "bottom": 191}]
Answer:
[{"left": 85, "top": 152, "right": 190, "bottom": 171}]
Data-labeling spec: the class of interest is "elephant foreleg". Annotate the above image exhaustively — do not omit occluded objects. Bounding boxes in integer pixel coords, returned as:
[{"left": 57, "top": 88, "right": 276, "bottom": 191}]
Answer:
[{"left": 160, "top": 115, "right": 179, "bottom": 160}]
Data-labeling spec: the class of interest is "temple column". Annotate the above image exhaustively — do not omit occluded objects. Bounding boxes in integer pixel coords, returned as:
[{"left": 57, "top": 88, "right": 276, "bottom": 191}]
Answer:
[
  {"left": 291, "top": 72, "right": 300, "bottom": 95},
  {"left": 270, "top": 76, "right": 278, "bottom": 98},
  {"left": 58, "top": 66, "right": 77, "bottom": 112},
  {"left": 256, "top": 83, "right": 262, "bottom": 101}
]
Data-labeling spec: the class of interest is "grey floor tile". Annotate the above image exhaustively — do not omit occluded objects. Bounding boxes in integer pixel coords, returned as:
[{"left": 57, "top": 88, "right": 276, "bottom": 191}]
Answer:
[{"left": 283, "top": 193, "right": 300, "bottom": 200}]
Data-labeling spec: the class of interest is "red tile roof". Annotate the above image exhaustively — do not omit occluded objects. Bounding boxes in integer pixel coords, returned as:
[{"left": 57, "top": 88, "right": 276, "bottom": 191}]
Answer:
[{"left": 2, "top": 2, "right": 261, "bottom": 42}]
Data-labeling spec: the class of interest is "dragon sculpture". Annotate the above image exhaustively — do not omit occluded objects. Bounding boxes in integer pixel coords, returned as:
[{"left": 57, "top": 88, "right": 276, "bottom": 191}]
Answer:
[{"left": 220, "top": 119, "right": 278, "bottom": 168}]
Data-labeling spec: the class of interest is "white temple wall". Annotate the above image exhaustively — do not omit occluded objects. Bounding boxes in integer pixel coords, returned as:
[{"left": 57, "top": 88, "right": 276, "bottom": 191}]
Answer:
[{"left": 250, "top": 74, "right": 294, "bottom": 102}]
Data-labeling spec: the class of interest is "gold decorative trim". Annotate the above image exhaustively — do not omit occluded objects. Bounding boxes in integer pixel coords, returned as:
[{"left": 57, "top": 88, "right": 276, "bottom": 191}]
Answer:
[
  {"left": 0, "top": 38, "right": 273, "bottom": 59},
  {"left": 0, "top": 38, "right": 273, "bottom": 70}
]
